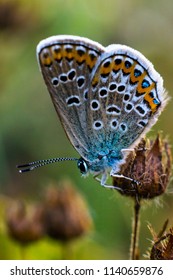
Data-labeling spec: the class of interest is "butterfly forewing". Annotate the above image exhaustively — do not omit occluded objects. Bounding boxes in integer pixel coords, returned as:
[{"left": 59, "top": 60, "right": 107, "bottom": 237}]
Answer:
[{"left": 37, "top": 35, "right": 105, "bottom": 160}]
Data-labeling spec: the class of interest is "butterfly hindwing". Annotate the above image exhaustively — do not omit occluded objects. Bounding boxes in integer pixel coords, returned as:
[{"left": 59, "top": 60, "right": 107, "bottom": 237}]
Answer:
[{"left": 87, "top": 44, "right": 167, "bottom": 170}]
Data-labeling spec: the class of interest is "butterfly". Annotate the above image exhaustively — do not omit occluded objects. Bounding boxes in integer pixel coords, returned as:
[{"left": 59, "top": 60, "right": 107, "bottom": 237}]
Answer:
[{"left": 17, "top": 35, "right": 168, "bottom": 188}]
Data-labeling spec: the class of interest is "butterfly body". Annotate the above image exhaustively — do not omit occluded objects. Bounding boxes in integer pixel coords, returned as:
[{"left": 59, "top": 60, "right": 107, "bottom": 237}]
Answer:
[{"left": 35, "top": 35, "right": 168, "bottom": 186}]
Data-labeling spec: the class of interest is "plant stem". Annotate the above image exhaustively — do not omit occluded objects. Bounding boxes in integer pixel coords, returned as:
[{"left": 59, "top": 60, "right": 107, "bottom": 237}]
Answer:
[
  {"left": 21, "top": 245, "right": 27, "bottom": 260},
  {"left": 130, "top": 198, "right": 141, "bottom": 260},
  {"left": 61, "top": 241, "right": 73, "bottom": 260}
]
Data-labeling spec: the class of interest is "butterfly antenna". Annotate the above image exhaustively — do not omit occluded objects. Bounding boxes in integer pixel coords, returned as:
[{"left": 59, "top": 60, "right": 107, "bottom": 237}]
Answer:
[{"left": 16, "top": 157, "right": 78, "bottom": 173}]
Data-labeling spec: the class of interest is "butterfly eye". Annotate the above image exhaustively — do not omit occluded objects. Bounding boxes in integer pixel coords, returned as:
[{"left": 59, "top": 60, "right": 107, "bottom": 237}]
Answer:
[{"left": 77, "top": 158, "right": 88, "bottom": 175}]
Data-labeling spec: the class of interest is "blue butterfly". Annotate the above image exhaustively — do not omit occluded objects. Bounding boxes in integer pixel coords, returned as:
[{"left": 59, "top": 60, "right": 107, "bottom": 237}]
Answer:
[{"left": 17, "top": 35, "right": 168, "bottom": 188}]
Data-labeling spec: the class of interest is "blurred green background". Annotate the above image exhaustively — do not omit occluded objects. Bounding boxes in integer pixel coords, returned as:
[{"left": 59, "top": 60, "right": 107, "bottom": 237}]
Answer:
[{"left": 0, "top": 0, "right": 173, "bottom": 260}]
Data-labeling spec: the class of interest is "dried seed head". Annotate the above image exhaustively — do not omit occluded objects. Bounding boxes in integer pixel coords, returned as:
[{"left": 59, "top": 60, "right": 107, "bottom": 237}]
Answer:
[
  {"left": 6, "top": 201, "right": 45, "bottom": 245},
  {"left": 113, "top": 134, "right": 172, "bottom": 199},
  {"left": 0, "top": 1, "right": 36, "bottom": 32},
  {"left": 43, "top": 180, "right": 93, "bottom": 242}
]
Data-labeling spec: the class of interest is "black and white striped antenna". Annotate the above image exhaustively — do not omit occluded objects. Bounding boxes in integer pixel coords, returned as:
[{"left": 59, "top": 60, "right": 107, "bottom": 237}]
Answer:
[{"left": 16, "top": 157, "right": 78, "bottom": 173}]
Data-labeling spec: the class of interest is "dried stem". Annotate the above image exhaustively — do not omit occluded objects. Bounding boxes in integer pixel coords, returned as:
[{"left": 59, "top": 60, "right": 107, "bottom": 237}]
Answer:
[{"left": 130, "top": 198, "right": 141, "bottom": 260}]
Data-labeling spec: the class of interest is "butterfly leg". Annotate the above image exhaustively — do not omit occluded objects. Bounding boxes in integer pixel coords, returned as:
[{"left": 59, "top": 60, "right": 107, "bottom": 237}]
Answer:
[
  {"left": 121, "top": 148, "right": 134, "bottom": 153},
  {"left": 93, "top": 172, "right": 122, "bottom": 190},
  {"left": 112, "top": 173, "right": 138, "bottom": 183},
  {"left": 112, "top": 173, "right": 139, "bottom": 188},
  {"left": 121, "top": 147, "right": 148, "bottom": 155},
  {"left": 112, "top": 173, "right": 140, "bottom": 196}
]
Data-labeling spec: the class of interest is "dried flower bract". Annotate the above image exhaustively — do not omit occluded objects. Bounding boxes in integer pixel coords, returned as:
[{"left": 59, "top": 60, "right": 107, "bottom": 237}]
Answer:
[{"left": 148, "top": 221, "right": 173, "bottom": 260}]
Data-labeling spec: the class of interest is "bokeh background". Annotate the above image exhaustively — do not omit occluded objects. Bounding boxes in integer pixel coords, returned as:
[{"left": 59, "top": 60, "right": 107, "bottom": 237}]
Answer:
[{"left": 0, "top": 0, "right": 173, "bottom": 260}]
